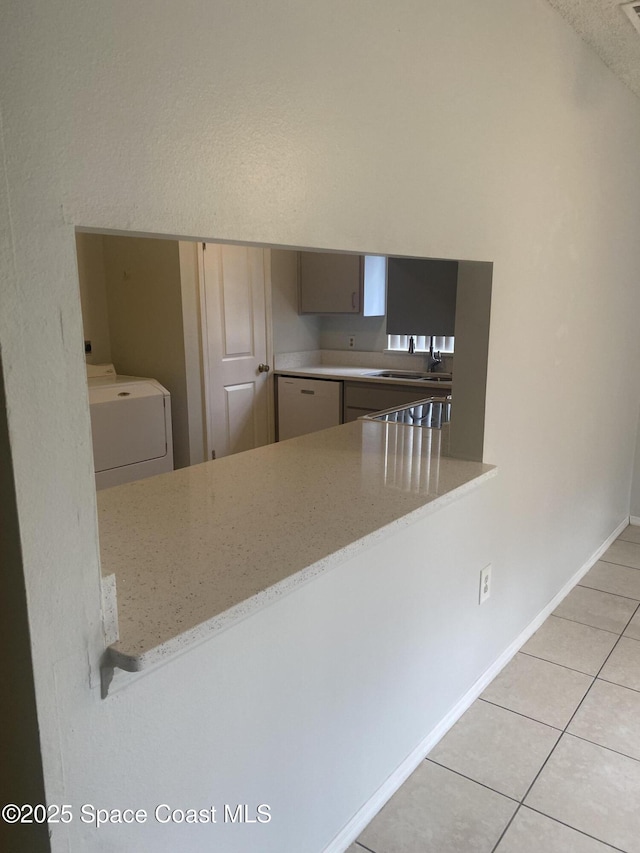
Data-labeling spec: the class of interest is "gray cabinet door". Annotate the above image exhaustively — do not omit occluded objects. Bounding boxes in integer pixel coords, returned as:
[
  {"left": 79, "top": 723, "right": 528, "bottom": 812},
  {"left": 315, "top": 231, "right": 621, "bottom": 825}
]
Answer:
[
  {"left": 299, "top": 252, "right": 362, "bottom": 313},
  {"left": 343, "top": 382, "right": 435, "bottom": 422}
]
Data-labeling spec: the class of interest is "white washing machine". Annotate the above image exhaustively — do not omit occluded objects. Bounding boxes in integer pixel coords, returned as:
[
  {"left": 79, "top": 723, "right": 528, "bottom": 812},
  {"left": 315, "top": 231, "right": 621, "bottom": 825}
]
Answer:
[{"left": 87, "top": 364, "right": 174, "bottom": 490}]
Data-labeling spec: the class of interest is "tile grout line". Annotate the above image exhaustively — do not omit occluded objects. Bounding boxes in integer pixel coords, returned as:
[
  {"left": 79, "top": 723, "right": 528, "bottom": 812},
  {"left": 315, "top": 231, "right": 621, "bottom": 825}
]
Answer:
[
  {"left": 521, "top": 805, "right": 629, "bottom": 853},
  {"left": 478, "top": 696, "right": 566, "bottom": 732},
  {"left": 499, "top": 598, "right": 640, "bottom": 850},
  {"left": 563, "top": 730, "right": 640, "bottom": 766},
  {"left": 509, "top": 650, "right": 604, "bottom": 677},
  {"left": 554, "top": 615, "right": 636, "bottom": 632},
  {"left": 353, "top": 842, "right": 377, "bottom": 853},
  {"left": 545, "top": 613, "right": 621, "bottom": 636},
  {"left": 561, "top": 601, "right": 640, "bottom": 734},
  {"left": 578, "top": 582, "right": 640, "bottom": 602},
  {"left": 493, "top": 590, "right": 640, "bottom": 851},
  {"left": 598, "top": 674, "right": 640, "bottom": 695},
  {"left": 425, "top": 758, "right": 520, "bottom": 803},
  {"left": 518, "top": 649, "right": 599, "bottom": 678},
  {"left": 489, "top": 802, "right": 522, "bottom": 853},
  {"left": 597, "top": 558, "right": 640, "bottom": 573}
]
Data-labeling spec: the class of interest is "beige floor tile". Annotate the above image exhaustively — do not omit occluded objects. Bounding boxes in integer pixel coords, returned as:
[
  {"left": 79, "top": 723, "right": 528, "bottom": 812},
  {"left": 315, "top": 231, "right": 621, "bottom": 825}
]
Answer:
[
  {"left": 580, "top": 561, "right": 640, "bottom": 600},
  {"left": 358, "top": 760, "right": 516, "bottom": 853},
  {"left": 568, "top": 679, "right": 640, "bottom": 760},
  {"left": 624, "top": 609, "right": 640, "bottom": 640},
  {"left": 553, "top": 585, "right": 638, "bottom": 634},
  {"left": 601, "top": 539, "right": 640, "bottom": 570},
  {"left": 525, "top": 734, "right": 640, "bottom": 852},
  {"left": 481, "top": 653, "right": 592, "bottom": 729},
  {"left": 428, "top": 700, "right": 559, "bottom": 800},
  {"left": 599, "top": 636, "right": 640, "bottom": 691},
  {"left": 521, "top": 616, "right": 618, "bottom": 676},
  {"left": 495, "top": 806, "right": 619, "bottom": 852},
  {"left": 618, "top": 525, "right": 640, "bottom": 545}
]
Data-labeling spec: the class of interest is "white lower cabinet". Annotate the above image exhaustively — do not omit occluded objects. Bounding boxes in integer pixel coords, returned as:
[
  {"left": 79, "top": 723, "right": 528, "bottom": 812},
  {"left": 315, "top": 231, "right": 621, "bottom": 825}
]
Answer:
[{"left": 277, "top": 376, "right": 343, "bottom": 441}]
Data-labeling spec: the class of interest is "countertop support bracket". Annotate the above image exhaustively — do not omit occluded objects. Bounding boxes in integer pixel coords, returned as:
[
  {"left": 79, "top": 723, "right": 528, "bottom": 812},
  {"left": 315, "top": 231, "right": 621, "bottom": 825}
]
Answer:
[{"left": 100, "top": 651, "right": 115, "bottom": 699}]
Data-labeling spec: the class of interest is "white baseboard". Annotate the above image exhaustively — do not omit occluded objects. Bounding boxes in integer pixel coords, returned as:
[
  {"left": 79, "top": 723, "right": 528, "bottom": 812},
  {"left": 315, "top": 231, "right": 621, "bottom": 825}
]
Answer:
[
  {"left": 323, "top": 516, "right": 628, "bottom": 853},
  {"left": 630, "top": 516, "right": 640, "bottom": 527}
]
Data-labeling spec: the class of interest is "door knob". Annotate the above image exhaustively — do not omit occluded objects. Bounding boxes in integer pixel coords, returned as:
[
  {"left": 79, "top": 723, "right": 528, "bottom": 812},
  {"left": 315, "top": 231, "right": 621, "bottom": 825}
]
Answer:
[{"left": 258, "top": 363, "right": 270, "bottom": 373}]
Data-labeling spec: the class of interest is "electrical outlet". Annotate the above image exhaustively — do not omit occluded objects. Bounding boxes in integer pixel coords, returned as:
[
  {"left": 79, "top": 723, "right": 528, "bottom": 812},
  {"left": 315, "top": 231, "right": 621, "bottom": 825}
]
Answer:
[
  {"left": 348, "top": 335, "right": 356, "bottom": 349},
  {"left": 479, "top": 565, "right": 491, "bottom": 604}
]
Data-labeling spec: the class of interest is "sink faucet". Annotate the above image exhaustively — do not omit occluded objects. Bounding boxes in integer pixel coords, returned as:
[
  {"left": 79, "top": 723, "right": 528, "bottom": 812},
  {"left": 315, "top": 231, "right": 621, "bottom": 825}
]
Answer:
[{"left": 427, "top": 341, "right": 442, "bottom": 373}]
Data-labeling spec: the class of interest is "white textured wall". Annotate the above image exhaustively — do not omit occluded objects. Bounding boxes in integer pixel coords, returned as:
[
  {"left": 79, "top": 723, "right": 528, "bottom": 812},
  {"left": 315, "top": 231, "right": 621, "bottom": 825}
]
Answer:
[{"left": 2, "top": 1, "right": 640, "bottom": 852}]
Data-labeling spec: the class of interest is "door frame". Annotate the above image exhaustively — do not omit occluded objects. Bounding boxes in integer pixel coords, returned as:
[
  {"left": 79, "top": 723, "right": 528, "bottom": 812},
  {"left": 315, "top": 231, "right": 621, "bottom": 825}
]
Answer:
[{"left": 197, "top": 241, "right": 275, "bottom": 460}]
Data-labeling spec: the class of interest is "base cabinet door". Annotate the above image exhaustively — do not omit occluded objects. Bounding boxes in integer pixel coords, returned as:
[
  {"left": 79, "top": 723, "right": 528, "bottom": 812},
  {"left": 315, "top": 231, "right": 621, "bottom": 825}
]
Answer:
[
  {"left": 343, "top": 382, "right": 434, "bottom": 422},
  {"left": 277, "top": 376, "right": 343, "bottom": 440}
]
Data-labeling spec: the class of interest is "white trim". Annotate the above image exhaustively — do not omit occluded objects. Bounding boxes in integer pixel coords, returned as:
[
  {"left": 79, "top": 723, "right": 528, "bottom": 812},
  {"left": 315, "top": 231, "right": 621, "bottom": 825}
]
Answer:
[
  {"left": 262, "top": 248, "right": 276, "bottom": 445},
  {"left": 323, "top": 516, "right": 628, "bottom": 853},
  {"left": 630, "top": 516, "right": 640, "bottom": 527},
  {"left": 197, "top": 242, "right": 214, "bottom": 461}
]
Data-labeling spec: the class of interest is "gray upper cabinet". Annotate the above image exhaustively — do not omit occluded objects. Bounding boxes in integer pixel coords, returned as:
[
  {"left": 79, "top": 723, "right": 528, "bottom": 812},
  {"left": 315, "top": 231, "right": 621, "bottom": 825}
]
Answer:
[
  {"left": 298, "top": 252, "right": 385, "bottom": 316},
  {"left": 386, "top": 258, "right": 458, "bottom": 335}
]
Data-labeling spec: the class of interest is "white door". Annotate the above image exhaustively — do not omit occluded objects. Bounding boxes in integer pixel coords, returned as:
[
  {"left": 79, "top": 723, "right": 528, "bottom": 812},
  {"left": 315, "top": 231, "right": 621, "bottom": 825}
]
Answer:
[{"left": 200, "top": 243, "right": 273, "bottom": 459}]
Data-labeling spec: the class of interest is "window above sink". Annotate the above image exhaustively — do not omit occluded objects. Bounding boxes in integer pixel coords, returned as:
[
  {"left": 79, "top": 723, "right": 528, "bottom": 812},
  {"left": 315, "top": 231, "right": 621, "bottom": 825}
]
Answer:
[{"left": 386, "top": 334, "right": 455, "bottom": 355}]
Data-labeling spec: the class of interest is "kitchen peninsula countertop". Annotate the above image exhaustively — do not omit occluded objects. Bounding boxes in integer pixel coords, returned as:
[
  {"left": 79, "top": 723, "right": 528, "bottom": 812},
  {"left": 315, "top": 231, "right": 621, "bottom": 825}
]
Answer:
[{"left": 99, "top": 420, "right": 494, "bottom": 674}]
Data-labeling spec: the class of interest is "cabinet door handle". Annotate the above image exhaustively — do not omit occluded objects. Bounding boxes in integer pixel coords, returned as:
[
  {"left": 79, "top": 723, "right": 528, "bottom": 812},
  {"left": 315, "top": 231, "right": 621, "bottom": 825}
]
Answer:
[
  {"left": 301, "top": 389, "right": 315, "bottom": 395},
  {"left": 351, "top": 291, "right": 357, "bottom": 310}
]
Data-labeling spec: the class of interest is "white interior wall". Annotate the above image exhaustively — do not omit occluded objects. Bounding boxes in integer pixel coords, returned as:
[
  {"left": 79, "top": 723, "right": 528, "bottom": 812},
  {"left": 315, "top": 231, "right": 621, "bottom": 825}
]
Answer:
[
  {"left": 319, "top": 312, "right": 388, "bottom": 353},
  {"left": 75, "top": 233, "right": 112, "bottom": 364},
  {"left": 2, "top": 1, "right": 640, "bottom": 852},
  {"left": 178, "top": 241, "right": 207, "bottom": 466},
  {"left": 631, "top": 409, "right": 640, "bottom": 519},
  {"left": 102, "top": 235, "right": 191, "bottom": 469},
  {"left": 448, "top": 262, "right": 492, "bottom": 462},
  {"left": 270, "top": 249, "right": 321, "bottom": 353}
]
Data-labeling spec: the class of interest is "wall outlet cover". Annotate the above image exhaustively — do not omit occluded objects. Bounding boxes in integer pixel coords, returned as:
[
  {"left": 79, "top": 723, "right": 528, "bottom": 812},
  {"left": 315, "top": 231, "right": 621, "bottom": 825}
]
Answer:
[{"left": 479, "top": 565, "right": 491, "bottom": 604}]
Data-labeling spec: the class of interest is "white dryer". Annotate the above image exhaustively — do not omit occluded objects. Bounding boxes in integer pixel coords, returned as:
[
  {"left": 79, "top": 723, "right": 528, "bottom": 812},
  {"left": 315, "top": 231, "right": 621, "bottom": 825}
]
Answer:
[{"left": 87, "top": 364, "right": 174, "bottom": 490}]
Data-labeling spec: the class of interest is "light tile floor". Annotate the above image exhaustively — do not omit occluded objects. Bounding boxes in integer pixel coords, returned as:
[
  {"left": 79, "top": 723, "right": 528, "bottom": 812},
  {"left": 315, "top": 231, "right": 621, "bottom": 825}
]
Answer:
[{"left": 348, "top": 524, "right": 640, "bottom": 853}]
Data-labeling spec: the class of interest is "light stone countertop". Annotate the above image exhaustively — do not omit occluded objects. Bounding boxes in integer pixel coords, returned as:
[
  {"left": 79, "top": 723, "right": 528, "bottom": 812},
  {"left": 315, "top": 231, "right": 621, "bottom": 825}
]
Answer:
[
  {"left": 273, "top": 364, "right": 453, "bottom": 390},
  {"left": 98, "top": 420, "right": 494, "bottom": 673}
]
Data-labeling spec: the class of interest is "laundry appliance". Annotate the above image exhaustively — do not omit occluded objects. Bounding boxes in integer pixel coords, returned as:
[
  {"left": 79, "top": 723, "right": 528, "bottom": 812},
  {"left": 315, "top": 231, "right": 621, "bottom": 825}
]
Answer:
[{"left": 87, "top": 363, "right": 173, "bottom": 490}]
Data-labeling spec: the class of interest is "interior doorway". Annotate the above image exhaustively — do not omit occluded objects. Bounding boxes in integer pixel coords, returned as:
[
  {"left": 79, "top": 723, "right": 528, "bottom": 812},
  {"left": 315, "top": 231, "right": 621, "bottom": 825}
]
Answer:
[
  {"left": 75, "top": 233, "right": 275, "bottom": 481},
  {"left": 199, "top": 242, "right": 274, "bottom": 460}
]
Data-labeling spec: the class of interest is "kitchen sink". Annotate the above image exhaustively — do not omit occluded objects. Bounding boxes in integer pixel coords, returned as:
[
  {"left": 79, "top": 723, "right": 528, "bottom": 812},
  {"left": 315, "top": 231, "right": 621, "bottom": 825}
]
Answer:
[{"left": 367, "top": 370, "right": 452, "bottom": 382}]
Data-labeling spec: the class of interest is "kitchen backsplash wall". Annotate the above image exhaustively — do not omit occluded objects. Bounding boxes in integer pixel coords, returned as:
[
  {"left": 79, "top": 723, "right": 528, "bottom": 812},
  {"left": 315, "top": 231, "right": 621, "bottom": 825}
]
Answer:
[
  {"left": 318, "top": 313, "right": 387, "bottom": 353},
  {"left": 275, "top": 349, "right": 453, "bottom": 373}
]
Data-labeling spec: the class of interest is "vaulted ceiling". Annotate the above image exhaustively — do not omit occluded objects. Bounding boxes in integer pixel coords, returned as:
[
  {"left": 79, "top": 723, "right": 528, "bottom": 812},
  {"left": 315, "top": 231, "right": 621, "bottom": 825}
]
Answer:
[{"left": 547, "top": 0, "right": 640, "bottom": 98}]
